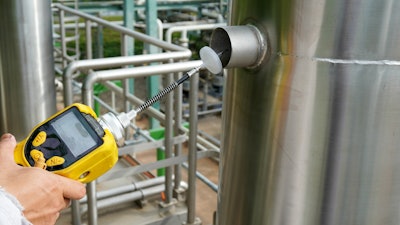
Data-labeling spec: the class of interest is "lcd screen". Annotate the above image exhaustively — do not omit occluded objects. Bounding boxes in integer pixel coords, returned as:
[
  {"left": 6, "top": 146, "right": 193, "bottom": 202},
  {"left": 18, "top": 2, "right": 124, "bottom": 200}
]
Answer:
[{"left": 51, "top": 110, "right": 97, "bottom": 157}]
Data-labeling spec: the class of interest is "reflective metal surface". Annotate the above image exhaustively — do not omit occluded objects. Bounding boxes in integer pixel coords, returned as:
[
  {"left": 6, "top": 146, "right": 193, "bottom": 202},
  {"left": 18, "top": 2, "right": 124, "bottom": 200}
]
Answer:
[
  {"left": 218, "top": 0, "right": 400, "bottom": 224},
  {"left": 0, "top": 0, "right": 56, "bottom": 140}
]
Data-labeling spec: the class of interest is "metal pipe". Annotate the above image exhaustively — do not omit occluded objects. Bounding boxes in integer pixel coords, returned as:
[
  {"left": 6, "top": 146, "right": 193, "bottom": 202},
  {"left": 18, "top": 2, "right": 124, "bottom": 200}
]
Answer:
[
  {"left": 95, "top": 184, "right": 164, "bottom": 211},
  {"left": 0, "top": 0, "right": 56, "bottom": 140},
  {"left": 187, "top": 71, "right": 199, "bottom": 224},
  {"left": 173, "top": 72, "right": 184, "bottom": 190},
  {"left": 182, "top": 162, "right": 218, "bottom": 193},
  {"left": 198, "top": 130, "right": 221, "bottom": 148},
  {"left": 78, "top": 184, "right": 165, "bottom": 215},
  {"left": 52, "top": 20, "right": 122, "bottom": 29},
  {"left": 70, "top": 200, "right": 81, "bottom": 225},
  {"left": 165, "top": 23, "right": 226, "bottom": 43},
  {"left": 82, "top": 66, "right": 98, "bottom": 225},
  {"left": 98, "top": 149, "right": 220, "bottom": 182},
  {"left": 201, "top": 9, "right": 225, "bottom": 23},
  {"left": 80, "top": 176, "right": 165, "bottom": 203},
  {"left": 86, "top": 181, "right": 98, "bottom": 225},
  {"left": 82, "top": 61, "right": 203, "bottom": 106},
  {"left": 120, "top": 34, "right": 131, "bottom": 113},
  {"left": 164, "top": 72, "right": 174, "bottom": 204},
  {"left": 59, "top": 7, "right": 67, "bottom": 69},
  {"left": 85, "top": 20, "right": 93, "bottom": 60},
  {"left": 63, "top": 52, "right": 191, "bottom": 105},
  {"left": 54, "top": 3, "right": 189, "bottom": 52}
]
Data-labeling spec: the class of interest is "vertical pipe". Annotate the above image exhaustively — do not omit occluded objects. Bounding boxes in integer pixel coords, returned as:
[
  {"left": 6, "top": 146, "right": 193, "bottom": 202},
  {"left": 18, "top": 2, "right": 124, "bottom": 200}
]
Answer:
[
  {"left": 59, "top": 9, "right": 67, "bottom": 69},
  {"left": 123, "top": 0, "right": 135, "bottom": 57},
  {"left": 164, "top": 73, "right": 174, "bottom": 204},
  {"left": 145, "top": 0, "right": 160, "bottom": 128},
  {"left": 87, "top": 20, "right": 99, "bottom": 116},
  {"left": 73, "top": 1, "right": 80, "bottom": 60},
  {"left": 187, "top": 73, "right": 199, "bottom": 224},
  {"left": 96, "top": 20, "right": 104, "bottom": 59},
  {"left": 85, "top": 20, "right": 93, "bottom": 60},
  {"left": 202, "top": 82, "right": 208, "bottom": 112},
  {"left": 86, "top": 182, "right": 98, "bottom": 225},
  {"left": 71, "top": 200, "right": 81, "bottom": 225},
  {"left": 69, "top": 16, "right": 83, "bottom": 222},
  {"left": 82, "top": 81, "right": 98, "bottom": 225},
  {"left": 121, "top": 34, "right": 131, "bottom": 113},
  {"left": 174, "top": 72, "right": 183, "bottom": 189},
  {"left": 0, "top": 0, "right": 56, "bottom": 140},
  {"left": 123, "top": 0, "right": 136, "bottom": 105}
]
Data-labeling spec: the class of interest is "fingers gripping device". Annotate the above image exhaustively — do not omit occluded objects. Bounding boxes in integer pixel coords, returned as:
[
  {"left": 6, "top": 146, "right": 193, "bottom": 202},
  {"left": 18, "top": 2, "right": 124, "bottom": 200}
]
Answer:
[{"left": 14, "top": 103, "right": 118, "bottom": 183}]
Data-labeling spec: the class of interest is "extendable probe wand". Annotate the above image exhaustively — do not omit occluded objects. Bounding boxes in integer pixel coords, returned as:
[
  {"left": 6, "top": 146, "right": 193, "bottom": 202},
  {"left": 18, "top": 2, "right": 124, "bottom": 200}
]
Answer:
[
  {"left": 14, "top": 46, "right": 224, "bottom": 181},
  {"left": 99, "top": 46, "right": 223, "bottom": 146},
  {"left": 124, "top": 46, "right": 223, "bottom": 121},
  {"left": 126, "top": 65, "right": 201, "bottom": 119}
]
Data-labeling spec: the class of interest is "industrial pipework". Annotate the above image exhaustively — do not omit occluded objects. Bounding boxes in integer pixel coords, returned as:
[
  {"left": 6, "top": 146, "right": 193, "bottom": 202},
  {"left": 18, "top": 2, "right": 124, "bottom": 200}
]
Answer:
[
  {"left": 0, "top": 0, "right": 56, "bottom": 140},
  {"left": 98, "top": 46, "right": 224, "bottom": 146}
]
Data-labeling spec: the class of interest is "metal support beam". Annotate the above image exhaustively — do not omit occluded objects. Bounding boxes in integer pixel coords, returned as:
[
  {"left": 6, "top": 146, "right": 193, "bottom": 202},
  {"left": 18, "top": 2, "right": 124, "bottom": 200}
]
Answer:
[
  {"left": 123, "top": 0, "right": 135, "bottom": 95},
  {"left": 145, "top": 0, "right": 161, "bottom": 128}
]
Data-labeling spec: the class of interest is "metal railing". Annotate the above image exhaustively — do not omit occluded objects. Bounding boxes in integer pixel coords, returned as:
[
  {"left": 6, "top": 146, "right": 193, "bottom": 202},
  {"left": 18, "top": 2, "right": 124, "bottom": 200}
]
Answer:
[{"left": 54, "top": 3, "right": 221, "bottom": 225}]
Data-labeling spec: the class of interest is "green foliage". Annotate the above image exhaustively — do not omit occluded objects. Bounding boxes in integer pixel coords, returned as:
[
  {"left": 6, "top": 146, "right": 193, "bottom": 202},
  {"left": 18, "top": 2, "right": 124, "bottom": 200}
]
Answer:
[
  {"left": 65, "top": 16, "right": 206, "bottom": 60},
  {"left": 65, "top": 16, "right": 143, "bottom": 59}
]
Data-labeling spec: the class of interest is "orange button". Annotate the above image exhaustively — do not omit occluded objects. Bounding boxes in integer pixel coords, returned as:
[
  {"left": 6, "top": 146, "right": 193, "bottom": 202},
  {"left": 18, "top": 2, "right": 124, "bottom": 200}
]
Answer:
[
  {"left": 30, "top": 149, "right": 44, "bottom": 161},
  {"left": 46, "top": 156, "right": 65, "bottom": 167},
  {"left": 32, "top": 131, "right": 46, "bottom": 147},
  {"left": 30, "top": 149, "right": 47, "bottom": 169}
]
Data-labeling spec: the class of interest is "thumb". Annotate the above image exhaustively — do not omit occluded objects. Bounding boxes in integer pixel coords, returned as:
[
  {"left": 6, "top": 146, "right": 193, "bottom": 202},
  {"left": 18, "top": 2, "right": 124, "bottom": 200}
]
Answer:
[{"left": 0, "top": 133, "right": 17, "bottom": 168}]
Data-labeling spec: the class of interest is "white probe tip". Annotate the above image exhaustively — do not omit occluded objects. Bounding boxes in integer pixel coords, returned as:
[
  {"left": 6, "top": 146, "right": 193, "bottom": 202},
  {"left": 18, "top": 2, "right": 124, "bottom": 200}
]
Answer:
[{"left": 199, "top": 46, "right": 223, "bottom": 74}]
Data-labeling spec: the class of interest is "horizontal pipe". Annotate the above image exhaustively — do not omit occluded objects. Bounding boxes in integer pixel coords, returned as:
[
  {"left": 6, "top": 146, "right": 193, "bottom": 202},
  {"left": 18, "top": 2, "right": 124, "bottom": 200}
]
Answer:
[
  {"left": 97, "top": 150, "right": 219, "bottom": 182},
  {"left": 182, "top": 162, "right": 218, "bottom": 192},
  {"left": 80, "top": 184, "right": 165, "bottom": 214},
  {"left": 54, "top": 3, "right": 190, "bottom": 52},
  {"left": 63, "top": 51, "right": 192, "bottom": 105},
  {"left": 85, "top": 60, "right": 203, "bottom": 84},
  {"left": 97, "top": 184, "right": 164, "bottom": 210},
  {"left": 80, "top": 176, "right": 165, "bottom": 203},
  {"left": 165, "top": 23, "right": 226, "bottom": 43},
  {"left": 82, "top": 60, "right": 203, "bottom": 107}
]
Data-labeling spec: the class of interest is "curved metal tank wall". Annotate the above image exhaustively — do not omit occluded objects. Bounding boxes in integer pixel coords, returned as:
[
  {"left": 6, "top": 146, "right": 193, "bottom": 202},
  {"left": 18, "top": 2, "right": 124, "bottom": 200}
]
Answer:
[
  {"left": 218, "top": 0, "right": 400, "bottom": 224},
  {"left": 0, "top": 0, "right": 56, "bottom": 140}
]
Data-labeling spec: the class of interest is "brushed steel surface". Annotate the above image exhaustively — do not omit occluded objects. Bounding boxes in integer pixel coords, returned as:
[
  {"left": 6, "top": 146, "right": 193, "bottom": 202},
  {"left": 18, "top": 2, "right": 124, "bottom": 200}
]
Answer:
[
  {"left": 0, "top": 0, "right": 56, "bottom": 140},
  {"left": 218, "top": 0, "right": 400, "bottom": 224}
]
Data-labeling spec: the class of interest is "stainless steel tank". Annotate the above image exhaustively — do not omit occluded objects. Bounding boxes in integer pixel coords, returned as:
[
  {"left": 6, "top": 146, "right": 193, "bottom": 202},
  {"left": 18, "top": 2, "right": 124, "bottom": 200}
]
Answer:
[
  {"left": 216, "top": 0, "right": 400, "bottom": 224},
  {"left": 0, "top": 0, "right": 56, "bottom": 140}
]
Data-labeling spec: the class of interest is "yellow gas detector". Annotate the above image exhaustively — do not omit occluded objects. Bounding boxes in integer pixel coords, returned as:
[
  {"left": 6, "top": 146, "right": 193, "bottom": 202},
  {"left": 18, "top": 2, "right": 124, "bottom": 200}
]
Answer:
[{"left": 14, "top": 103, "right": 118, "bottom": 183}]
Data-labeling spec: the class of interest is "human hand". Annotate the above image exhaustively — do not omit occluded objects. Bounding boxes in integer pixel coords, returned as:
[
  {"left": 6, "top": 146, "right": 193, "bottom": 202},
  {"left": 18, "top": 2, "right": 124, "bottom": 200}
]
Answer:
[{"left": 0, "top": 133, "right": 86, "bottom": 225}]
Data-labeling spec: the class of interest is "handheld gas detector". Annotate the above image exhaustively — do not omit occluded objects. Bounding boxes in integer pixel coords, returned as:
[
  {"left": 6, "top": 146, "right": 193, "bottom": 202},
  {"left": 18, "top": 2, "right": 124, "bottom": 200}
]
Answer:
[
  {"left": 12, "top": 46, "right": 223, "bottom": 184},
  {"left": 14, "top": 103, "right": 118, "bottom": 183}
]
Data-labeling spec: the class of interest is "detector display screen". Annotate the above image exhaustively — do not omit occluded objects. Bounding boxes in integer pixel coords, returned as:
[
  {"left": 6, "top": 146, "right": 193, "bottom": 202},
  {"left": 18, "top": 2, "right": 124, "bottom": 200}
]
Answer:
[{"left": 50, "top": 109, "right": 98, "bottom": 157}]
